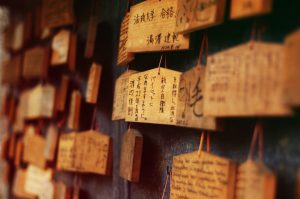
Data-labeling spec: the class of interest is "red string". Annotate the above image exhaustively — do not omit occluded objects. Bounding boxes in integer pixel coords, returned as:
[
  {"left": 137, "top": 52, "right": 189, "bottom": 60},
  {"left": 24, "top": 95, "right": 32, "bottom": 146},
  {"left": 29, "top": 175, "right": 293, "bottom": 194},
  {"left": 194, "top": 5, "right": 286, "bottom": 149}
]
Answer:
[
  {"left": 248, "top": 122, "right": 264, "bottom": 161},
  {"left": 57, "top": 116, "right": 66, "bottom": 129},
  {"left": 198, "top": 32, "right": 209, "bottom": 66},
  {"left": 206, "top": 131, "right": 210, "bottom": 153}
]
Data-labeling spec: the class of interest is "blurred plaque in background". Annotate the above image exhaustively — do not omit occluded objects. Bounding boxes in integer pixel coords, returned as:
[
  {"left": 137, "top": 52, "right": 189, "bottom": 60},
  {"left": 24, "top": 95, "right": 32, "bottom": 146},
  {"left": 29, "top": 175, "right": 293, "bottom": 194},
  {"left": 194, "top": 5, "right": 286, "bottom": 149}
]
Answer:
[
  {"left": 67, "top": 90, "right": 81, "bottom": 130},
  {"left": 230, "top": 0, "right": 272, "bottom": 19},
  {"left": 2, "top": 55, "right": 22, "bottom": 85},
  {"left": 13, "top": 169, "right": 35, "bottom": 199},
  {"left": 86, "top": 63, "right": 102, "bottom": 104},
  {"left": 44, "top": 124, "right": 59, "bottom": 161},
  {"left": 55, "top": 75, "right": 69, "bottom": 112}
]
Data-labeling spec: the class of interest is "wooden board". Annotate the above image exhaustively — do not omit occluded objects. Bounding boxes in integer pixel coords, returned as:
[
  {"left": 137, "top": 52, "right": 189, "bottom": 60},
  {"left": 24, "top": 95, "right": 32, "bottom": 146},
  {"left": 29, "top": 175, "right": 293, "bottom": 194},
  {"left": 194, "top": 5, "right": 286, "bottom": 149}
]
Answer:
[
  {"left": 1, "top": 55, "right": 22, "bottom": 84},
  {"left": 23, "top": 133, "right": 47, "bottom": 168},
  {"left": 57, "top": 130, "right": 112, "bottom": 175},
  {"left": 125, "top": 68, "right": 181, "bottom": 125},
  {"left": 55, "top": 181, "right": 71, "bottom": 199},
  {"left": 25, "top": 165, "right": 53, "bottom": 196},
  {"left": 171, "top": 151, "right": 236, "bottom": 199},
  {"left": 230, "top": 0, "right": 272, "bottom": 19},
  {"left": 27, "top": 84, "right": 55, "bottom": 119},
  {"left": 204, "top": 42, "right": 292, "bottom": 117},
  {"left": 175, "top": 0, "right": 226, "bottom": 33},
  {"left": 119, "top": 129, "right": 143, "bottom": 182},
  {"left": 235, "top": 160, "right": 276, "bottom": 199},
  {"left": 176, "top": 66, "right": 219, "bottom": 130},
  {"left": 283, "top": 29, "right": 300, "bottom": 106},
  {"left": 23, "top": 46, "right": 49, "bottom": 79},
  {"left": 44, "top": 124, "right": 59, "bottom": 161},
  {"left": 55, "top": 75, "right": 69, "bottom": 112},
  {"left": 117, "top": 12, "right": 135, "bottom": 66},
  {"left": 13, "top": 90, "right": 30, "bottom": 132},
  {"left": 13, "top": 169, "right": 36, "bottom": 199},
  {"left": 127, "top": 0, "right": 190, "bottom": 52},
  {"left": 38, "top": 180, "right": 55, "bottom": 199},
  {"left": 51, "top": 30, "right": 71, "bottom": 66},
  {"left": 14, "top": 139, "right": 23, "bottom": 167},
  {"left": 112, "top": 70, "right": 137, "bottom": 120},
  {"left": 67, "top": 90, "right": 81, "bottom": 130},
  {"left": 41, "top": 0, "right": 74, "bottom": 29},
  {"left": 86, "top": 63, "right": 102, "bottom": 104},
  {"left": 84, "top": 0, "right": 98, "bottom": 58}
]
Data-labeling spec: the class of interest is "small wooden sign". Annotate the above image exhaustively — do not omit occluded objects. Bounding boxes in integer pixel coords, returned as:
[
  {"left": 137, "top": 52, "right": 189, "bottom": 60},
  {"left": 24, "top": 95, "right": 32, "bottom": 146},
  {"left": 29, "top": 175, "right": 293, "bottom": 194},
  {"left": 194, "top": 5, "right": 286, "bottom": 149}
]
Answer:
[
  {"left": 67, "top": 90, "right": 81, "bottom": 130},
  {"left": 2, "top": 55, "right": 22, "bottom": 84},
  {"left": 127, "top": 0, "right": 190, "bottom": 52},
  {"left": 41, "top": 0, "right": 74, "bottom": 29},
  {"left": 112, "top": 70, "right": 137, "bottom": 120},
  {"left": 44, "top": 124, "right": 59, "bottom": 161},
  {"left": 23, "top": 46, "right": 49, "bottom": 79},
  {"left": 176, "top": 66, "right": 219, "bottom": 130},
  {"left": 13, "top": 90, "right": 30, "bottom": 132},
  {"left": 84, "top": 0, "right": 98, "bottom": 58},
  {"left": 125, "top": 68, "right": 181, "bottom": 125},
  {"left": 25, "top": 165, "right": 53, "bottom": 196},
  {"left": 23, "top": 133, "right": 47, "bottom": 168},
  {"left": 117, "top": 12, "right": 135, "bottom": 66},
  {"left": 86, "top": 63, "right": 102, "bottom": 104},
  {"left": 27, "top": 84, "right": 56, "bottom": 119},
  {"left": 283, "top": 29, "right": 300, "bottom": 106},
  {"left": 171, "top": 151, "right": 236, "bottom": 199},
  {"left": 235, "top": 160, "right": 276, "bottom": 199},
  {"left": 57, "top": 130, "right": 112, "bottom": 175},
  {"left": 14, "top": 139, "right": 23, "bottom": 167},
  {"left": 119, "top": 129, "right": 143, "bottom": 182},
  {"left": 55, "top": 181, "right": 71, "bottom": 199},
  {"left": 13, "top": 169, "right": 36, "bottom": 199},
  {"left": 175, "top": 0, "right": 226, "bottom": 33},
  {"left": 55, "top": 75, "right": 69, "bottom": 112},
  {"left": 12, "top": 21, "right": 24, "bottom": 51},
  {"left": 204, "top": 42, "right": 292, "bottom": 117},
  {"left": 230, "top": 0, "right": 272, "bottom": 19}
]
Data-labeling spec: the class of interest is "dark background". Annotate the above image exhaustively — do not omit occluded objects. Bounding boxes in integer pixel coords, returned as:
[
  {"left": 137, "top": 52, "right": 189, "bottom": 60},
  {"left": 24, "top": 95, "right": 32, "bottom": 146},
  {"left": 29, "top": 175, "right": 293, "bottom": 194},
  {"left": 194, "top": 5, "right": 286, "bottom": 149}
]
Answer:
[{"left": 3, "top": 0, "right": 300, "bottom": 198}]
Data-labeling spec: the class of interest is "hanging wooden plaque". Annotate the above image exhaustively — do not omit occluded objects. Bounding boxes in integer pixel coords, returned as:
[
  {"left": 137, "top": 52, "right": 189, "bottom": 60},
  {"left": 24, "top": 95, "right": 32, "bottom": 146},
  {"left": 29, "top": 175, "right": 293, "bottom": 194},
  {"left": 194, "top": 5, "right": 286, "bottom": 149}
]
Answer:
[
  {"left": 127, "top": 0, "right": 190, "bottom": 52},
  {"left": 12, "top": 21, "right": 24, "bottom": 51},
  {"left": 283, "top": 29, "right": 300, "bottom": 106},
  {"left": 235, "top": 160, "right": 276, "bottom": 199},
  {"left": 176, "top": 66, "right": 219, "bottom": 130},
  {"left": 55, "top": 75, "right": 69, "bottom": 112},
  {"left": 230, "top": 0, "right": 272, "bottom": 19},
  {"left": 125, "top": 68, "right": 181, "bottom": 125},
  {"left": 55, "top": 181, "right": 71, "bottom": 199},
  {"left": 57, "top": 130, "right": 112, "bottom": 175},
  {"left": 86, "top": 63, "right": 102, "bottom": 104},
  {"left": 51, "top": 30, "right": 71, "bottom": 66},
  {"left": 117, "top": 12, "right": 135, "bottom": 66},
  {"left": 171, "top": 151, "right": 236, "bottom": 199},
  {"left": 112, "top": 70, "right": 137, "bottom": 120},
  {"left": 8, "top": 133, "right": 16, "bottom": 159},
  {"left": 175, "top": 0, "right": 226, "bottom": 33},
  {"left": 14, "top": 139, "right": 23, "bottom": 167},
  {"left": 119, "top": 129, "right": 143, "bottom": 182},
  {"left": 25, "top": 165, "right": 53, "bottom": 196},
  {"left": 204, "top": 42, "right": 292, "bottom": 117},
  {"left": 44, "top": 124, "right": 59, "bottom": 161},
  {"left": 84, "top": 0, "right": 98, "bottom": 58},
  {"left": 27, "top": 84, "right": 56, "bottom": 119},
  {"left": 23, "top": 46, "right": 49, "bottom": 79},
  {"left": 13, "top": 90, "right": 30, "bottom": 132},
  {"left": 13, "top": 169, "right": 36, "bottom": 199},
  {"left": 2, "top": 55, "right": 22, "bottom": 84},
  {"left": 67, "top": 90, "right": 81, "bottom": 130},
  {"left": 38, "top": 180, "right": 55, "bottom": 199},
  {"left": 23, "top": 133, "right": 47, "bottom": 168},
  {"left": 41, "top": 0, "right": 74, "bottom": 29}
]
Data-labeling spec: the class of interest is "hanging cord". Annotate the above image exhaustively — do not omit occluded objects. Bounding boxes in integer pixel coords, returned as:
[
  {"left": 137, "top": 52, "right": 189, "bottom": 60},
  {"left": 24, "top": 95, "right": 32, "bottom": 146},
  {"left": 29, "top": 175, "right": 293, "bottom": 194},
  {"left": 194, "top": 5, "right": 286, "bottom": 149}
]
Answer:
[
  {"left": 197, "top": 32, "right": 209, "bottom": 66},
  {"left": 90, "top": 107, "right": 99, "bottom": 130},
  {"left": 158, "top": 54, "right": 164, "bottom": 75},
  {"left": 161, "top": 166, "right": 172, "bottom": 199},
  {"left": 57, "top": 115, "right": 66, "bottom": 130},
  {"left": 247, "top": 122, "right": 264, "bottom": 161},
  {"left": 198, "top": 130, "right": 211, "bottom": 157}
]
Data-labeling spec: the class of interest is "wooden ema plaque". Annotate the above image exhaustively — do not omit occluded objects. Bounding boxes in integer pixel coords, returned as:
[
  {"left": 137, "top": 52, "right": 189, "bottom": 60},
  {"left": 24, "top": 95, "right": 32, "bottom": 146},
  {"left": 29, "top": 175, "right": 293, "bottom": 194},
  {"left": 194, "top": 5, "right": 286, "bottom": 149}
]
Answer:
[
  {"left": 283, "top": 29, "right": 300, "bottom": 106},
  {"left": 13, "top": 169, "right": 36, "bottom": 199},
  {"left": 119, "top": 129, "right": 143, "bottom": 182},
  {"left": 67, "top": 90, "right": 81, "bottom": 130},
  {"left": 175, "top": 0, "right": 226, "bottom": 34},
  {"left": 204, "top": 42, "right": 292, "bottom": 117},
  {"left": 13, "top": 90, "right": 30, "bottom": 132},
  {"left": 14, "top": 139, "right": 24, "bottom": 167},
  {"left": 2, "top": 55, "right": 22, "bottom": 84},
  {"left": 23, "top": 46, "right": 49, "bottom": 79},
  {"left": 117, "top": 12, "right": 135, "bottom": 66},
  {"left": 41, "top": 0, "right": 74, "bottom": 29},
  {"left": 27, "top": 84, "right": 55, "bottom": 119},
  {"left": 44, "top": 124, "right": 59, "bottom": 161},
  {"left": 55, "top": 75, "right": 69, "bottom": 112},
  {"left": 23, "top": 132, "right": 47, "bottom": 168},
  {"left": 39, "top": 181, "right": 55, "bottom": 199},
  {"left": 235, "top": 160, "right": 276, "bottom": 199},
  {"left": 230, "top": 0, "right": 272, "bottom": 19},
  {"left": 12, "top": 21, "right": 25, "bottom": 51},
  {"left": 112, "top": 70, "right": 137, "bottom": 120},
  {"left": 125, "top": 67, "right": 181, "bottom": 125},
  {"left": 55, "top": 181, "right": 71, "bottom": 199},
  {"left": 25, "top": 165, "right": 53, "bottom": 196},
  {"left": 127, "top": 0, "right": 190, "bottom": 52},
  {"left": 84, "top": 0, "right": 98, "bottom": 58},
  {"left": 57, "top": 130, "right": 112, "bottom": 175},
  {"left": 176, "top": 65, "right": 219, "bottom": 130},
  {"left": 86, "top": 63, "right": 102, "bottom": 104},
  {"left": 171, "top": 151, "right": 236, "bottom": 199}
]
